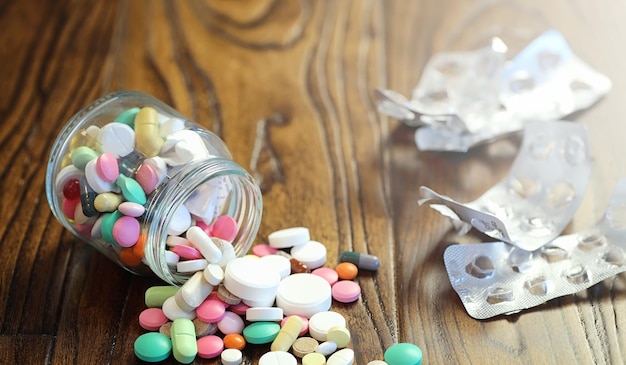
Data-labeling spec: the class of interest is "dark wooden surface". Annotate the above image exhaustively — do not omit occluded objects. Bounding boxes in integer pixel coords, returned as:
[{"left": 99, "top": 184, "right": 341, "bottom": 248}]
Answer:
[{"left": 2, "top": 0, "right": 626, "bottom": 363}]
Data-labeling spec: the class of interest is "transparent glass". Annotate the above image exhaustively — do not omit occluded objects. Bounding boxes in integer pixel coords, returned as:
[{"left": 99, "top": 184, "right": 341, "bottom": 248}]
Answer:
[{"left": 45, "top": 90, "right": 263, "bottom": 285}]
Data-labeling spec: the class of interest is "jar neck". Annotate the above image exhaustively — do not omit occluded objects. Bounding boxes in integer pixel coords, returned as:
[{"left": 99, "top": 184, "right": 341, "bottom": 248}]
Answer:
[{"left": 144, "top": 157, "right": 263, "bottom": 285}]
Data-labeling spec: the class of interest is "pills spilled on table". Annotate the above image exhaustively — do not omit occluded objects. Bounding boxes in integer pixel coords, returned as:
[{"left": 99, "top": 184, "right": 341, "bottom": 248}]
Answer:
[{"left": 133, "top": 226, "right": 422, "bottom": 364}]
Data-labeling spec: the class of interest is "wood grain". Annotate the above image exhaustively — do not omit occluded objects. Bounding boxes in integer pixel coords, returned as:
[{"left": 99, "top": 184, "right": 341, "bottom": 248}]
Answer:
[{"left": 2, "top": 0, "right": 626, "bottom": 363}]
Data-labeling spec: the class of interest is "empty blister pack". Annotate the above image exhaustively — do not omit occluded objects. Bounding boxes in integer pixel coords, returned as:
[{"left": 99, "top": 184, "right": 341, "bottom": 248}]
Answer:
[
  {"left": 419, "top": 120, "right": 591, "bottom": 251},
  {"left": 444, "top": 177, "right": 626, "bottom": 319},
  {"left": 376, "top": 29, "right": 611, "bottom": 152}
]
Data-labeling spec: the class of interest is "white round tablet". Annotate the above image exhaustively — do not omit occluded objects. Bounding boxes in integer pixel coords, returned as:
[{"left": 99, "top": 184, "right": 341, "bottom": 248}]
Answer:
[
  {"left": 268, "top": 227, "right": 311, "bottom": 248},
  {"left": 224, "top": 257, "right": 281, "bottom": 302},
  {"left": 99, "top": 122, "right": 135, "bottom": 157},
  {"left": 246, "top": 307, "right": 284, "bottom": 322},
  {"left": 259, "top": 254, "right": 292, "bottom": 279},
  {"left": 308, "top": 311, "right": 346, "bottom": 342},
  {"left": 259, "top": 351, "right": 297, "bottom": 365},
  {"left": 289, "top": 240, "right": 327, "bottom": 269},
  {"left": 221, "top": 348, "right": 243, "bottom": 365},
  {"left": 275, "top": 273, "right": 332, "bottom": 318},
  {"left": 327, "top": 348, "right": 355, "bottom": 365}
]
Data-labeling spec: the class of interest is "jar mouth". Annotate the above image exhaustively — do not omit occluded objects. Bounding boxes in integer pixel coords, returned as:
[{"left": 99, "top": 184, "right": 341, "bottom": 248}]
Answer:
[{"left": 144, "top": 157, "right": 263, "bottom": 285}]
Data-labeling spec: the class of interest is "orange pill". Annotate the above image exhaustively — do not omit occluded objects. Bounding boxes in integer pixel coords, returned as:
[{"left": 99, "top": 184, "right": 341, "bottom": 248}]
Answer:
[
  {"left": 132, "top": 233, "right": 147, "bottom": 258},
  {"left": 223, "top": 333, "right": 246, "bottom": 350},
  {"left": 119, "top": 247, "right": 143, "bottom": 267},
  {"left": 335, "top": 262, "right": 358, "bottom": 280}
]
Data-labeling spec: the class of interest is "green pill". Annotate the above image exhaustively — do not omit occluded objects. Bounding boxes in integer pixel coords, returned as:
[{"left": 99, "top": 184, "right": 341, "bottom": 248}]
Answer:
[
  {"left": 71, "top": 146, "right": 99, "bottom": 171},
  {"left": 145, "top": 286, "right": 180, "bottom": 308},
  {"left": 134, "top": 332, "right": 172, "bottom": 362},
  {"left": 243, "top": 322, "right": 281, "bottom": 344},
  {"left": 171, "top": 318, "right": 197, "bottom": 364},
  {"left": 384, "top": 342, "right": 423, "bottom": 365},
  {"left": 116, "top": 174, "right": 147, "bottom": 205},
  {"left": 114, "top": 107, "right": 140, "bottom": 128},
  {"left": 101, "top": 210, "right": 123, "bottom": 245}
]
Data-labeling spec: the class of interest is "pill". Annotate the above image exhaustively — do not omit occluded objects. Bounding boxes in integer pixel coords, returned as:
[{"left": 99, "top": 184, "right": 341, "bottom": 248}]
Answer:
[
  {"left": 270, "top": 315, "right": 304, "bottom": 352},
  {"left": 210, "top": 215, "right": 238, "bottom": 242},
  {"left": 223, "top": 257, "right": 281, "bottom": 302},
  {"left": 112, "top": 216, "right": 140, "bottom": 247},
  {"left": 145, "top": 286, "right": 179, "bottom": 307},
  {"left": 168, "top": 204, "right": 192, "bottom": 236},
  {"left": 327, "top": 348, "right": 355, "bottom": 365},
  {"left": 308, "top": 311, "right": 346, "bottom": 342},
  {"left": 246, "top": 307, "right": 284, "bottom": 322},
  {"left": 135, "top": 107, "right": 164, "bottom": 158},
  {"left": 335, "top": 262, "right": 358, "bottom": 280},
  {"left": 114, "top": 107, "right": 140, "bottom": 127},
  {"left": 117, "top": 201, "right": 145, "bottom": 217},
  {"left": 171, "top": 318, "right": 198, "bottom": 364},
  {"left": 90, "top": 216, "right": 103, "bottom": 238},
  {"left": 193, "top": 318, "right": 218, "bottom": 337},
  {"left": 384, "top": 343, "right": 422, "bottom": 365},
  {"left": 196, "top": 298, "right": 226, "bottom": 323},
  {"left": 312, "top": 267, "right": 339, "bottom": 286},
  {"left": 196, "top": 334, "right": 224, "bottom": 359},
  {"left": 176, "top": 271, "right": 214, "bottom": 310},
  {"left": 100, "top": 210, "right": 123, "bottom": 245},
  {"left": 134, "top": 332, "right": 172, "bottom": 362},
  {"left": 135, "top": 163, "right": 160, "bottom": 194},
  {"left": 268, "top": 227, "right": 311, "bottom": 248},
  {"left": 100, "top": 120, "right": 135, "bottom": 157},
  {"left": 115, "top": 174, "right": 147, "bottom": 205},
  {"left": 315, "top": 340, "right": 338, "bottom": 356},
  {"left": 302, "top": 352, "right": 326, "bottom": 365},
  {"left": 228, "top": 302, "right": 250, "bottom": 316},
  {"left": 117, "top": 150, "right": 144, "bottom": 176},
  {"left": 71, "top": 146, "right": 100, "bottom": 171},
  {"left": 259, "top": 351, "right": 297, "bottom": 365},
  {"left": 165, "top": 250, "right": 180, "bottom": 265},
  {"left": 218, "top": 311, "right": 245, "bottom": 335},
  {"left": 252, "top": 243, "right": 278, "bottom": 257},
  {"left": 162, "top": 296, "right": 196, "bottom": 321},
  {"left": 367, "top": 362, "right": 389, "bottom": 365},
  {"left": 282, "top": 315, "right": 309, "bottom": 336},
  {"left": 203, "top": 263, "right": 225, "bottom": 286},
  {"left": 275, "top": 273, "right": 332, "bottom": 318},
  {"left": 243, "top": 322, "right": 281, "bottom": 344},
  {"left": 216, "top": 284, "right": 242, "bottom": 305},
  {"left": 159, "top": 322, "right": 172, "bottom": 337},
  {"left": 94, "top": 192, "right": 123, "bottom": 212},
  {"left": 79, "top": 176, "right": 99, "bottom": 217},
  {"left": 95, "top": 152, "right": 120, "bottom": 182},
  {"left": 73, "top": 201, "right": 97, "bottom": 226},
  {"left": 62, "top": 197, "right": 79, "bottom": 220},
  {"left": 290, "top": 257, "right": 311, "bottom": 274},
  {"left": 186, "top": 226, "right": 223, "bottom": 263},
  {"left": 339, "top": 251, "right": 380, "bottom": 270},
  {"left": 171, "top": 245, "right": 202, "bottom": 260},
  {"left": 327, "top": 325, "right": 351, "bottom": 348},
  {"left": 223, "top": 333, "right": 246, "bottom": 350},
  {"left": 56, "top": 165, "right": 83, "bottom": 197},
  {"left": 176, "top": 258, "right": 209, "bottom": 273},
  {"left": 290, "top": 240, "right": 327, "bottom": 269},
  {"left": 139, "top": 308, "right": 169, "bottom": 331},
  {"left": 332, "top": 280, "right": 361, "bottom": 303},
  {"left": 86, "top": 158, "right": 119, "bottom": 193},
  {"left": 292, "top": 336, "right": 319, "bottom": 358},
  {"left": 63, "top": 178, "right": 80, "bottom": 200},
  {"left": 221, "top": 348, "right": 243, "bottom": 365},
  {"left": 166, "top": 235, "right": 191, "bottom": 247}
]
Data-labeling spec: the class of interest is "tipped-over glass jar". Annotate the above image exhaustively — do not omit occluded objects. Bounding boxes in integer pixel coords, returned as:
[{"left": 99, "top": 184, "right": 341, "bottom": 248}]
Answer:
[{"left": 45, "top": 90, "right": 263, "bottom": 285}]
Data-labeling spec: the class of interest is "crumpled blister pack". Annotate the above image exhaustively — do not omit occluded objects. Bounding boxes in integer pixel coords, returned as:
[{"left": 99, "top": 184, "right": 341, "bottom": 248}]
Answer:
[
  {"left": 419, "top": 120, "right": 592, "bottom": 252},
  {"left": 443, "top": 178, "right": 626, "bottom": 319},
  {"left": 377, "top": 29, "right": 611, "bottom": 152}
]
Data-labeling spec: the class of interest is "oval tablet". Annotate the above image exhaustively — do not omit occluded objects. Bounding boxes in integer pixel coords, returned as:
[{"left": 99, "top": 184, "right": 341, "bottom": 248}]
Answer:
[
  {"left": 268, "top": 227, "right": 310, "bottom": 248},
  {"left": 134, "top": 332, "right": 172, "bottom": 362},
  {"left": 243, "top": 322, "right": 280, "bottom": 344}
]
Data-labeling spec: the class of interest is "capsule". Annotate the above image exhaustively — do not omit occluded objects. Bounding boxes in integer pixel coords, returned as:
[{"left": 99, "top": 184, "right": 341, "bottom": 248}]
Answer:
[{"left": 339, "top": 251, "right": 380, "bottom": 270}]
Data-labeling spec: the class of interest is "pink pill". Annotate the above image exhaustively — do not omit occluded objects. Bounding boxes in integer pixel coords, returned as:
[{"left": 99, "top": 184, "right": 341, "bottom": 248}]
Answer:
[
  {"left": 95, "top": 152, "right": 120, "bottom": 182},
  {"left": 118, "top": 202, "right": 146, "bottom": 217},
  {"left": 135, "top": 163, "right": 159, "bottom": 194},
  {"left": 207, "top": 291, "right": 229, "bottom": 307},
  {"left": 197, "top": 335, "right": 224, "bottom": 359},
  {"left": 228, "top": 302, "right": 250, "bottom": 316},
  {"left": 196, "top": 299, "right": 226, "bottom": 323},
  {"left": 217, "top": 311, "right": 245, "bottom": 334},
  {"left": 195, "top": 221, "right": 212, "bottom": 235},
  {"left": 332, "top": 280, "right": 361, "bottom": 303},
  {"left": 251, "top": 244, "right": 278, "bottom": 257},
  {"left": 171, "top": 244, "right": 203, "bottom": 260},
  {"left": 139, "top": 308, "right": 169, "bottom": 331},
  {"left": 62, "top": 197, "right": 80, "bottom": 220},
  {"left": 281, "top": 315, "right": 309, "bottom": 336},
  {"left": 210, "top": 216, "right": 238, "bottom": 242},
  {"left": 112, "top": 216, "right": 140, "bottom": 247},
  {"left": 312, "top": 267, "right": 339, "bottom": 286}
]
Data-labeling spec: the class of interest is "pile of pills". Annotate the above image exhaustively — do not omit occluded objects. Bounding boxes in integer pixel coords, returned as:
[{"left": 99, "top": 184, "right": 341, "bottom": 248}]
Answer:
[
  {"left": 52, "top": 103, "right": 247, "bottom": 276},
  {"left": 133, "top": 226, "right": 423, "bottom": 364}
]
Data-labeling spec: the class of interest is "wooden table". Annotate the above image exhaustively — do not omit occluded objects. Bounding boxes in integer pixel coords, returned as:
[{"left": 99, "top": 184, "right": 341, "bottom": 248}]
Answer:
[{"left": 2, "top": 0, "right": 626, "bottom": 363}]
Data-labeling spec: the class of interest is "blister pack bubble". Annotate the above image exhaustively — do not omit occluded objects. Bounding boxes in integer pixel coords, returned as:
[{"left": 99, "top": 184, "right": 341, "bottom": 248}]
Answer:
[
  {"left": 444, "top": 177, "right": 626, "bottom": 319},
  {"left": 376, "top": 29, "right": 611, "bottom": 152},
  {"left": 419, "top": 120, "right": 591, "bottom": 251}
]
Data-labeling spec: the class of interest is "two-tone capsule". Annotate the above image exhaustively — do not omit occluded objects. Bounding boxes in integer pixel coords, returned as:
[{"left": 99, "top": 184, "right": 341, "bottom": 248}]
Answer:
[{"left": 339, "top": 251, "right": 380, "bottom": 270}]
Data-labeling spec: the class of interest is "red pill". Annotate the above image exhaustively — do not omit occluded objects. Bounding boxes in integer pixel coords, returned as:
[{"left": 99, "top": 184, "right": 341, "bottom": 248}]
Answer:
[{"left": 63, "top": 178, "right": 81, "bottom": 200}]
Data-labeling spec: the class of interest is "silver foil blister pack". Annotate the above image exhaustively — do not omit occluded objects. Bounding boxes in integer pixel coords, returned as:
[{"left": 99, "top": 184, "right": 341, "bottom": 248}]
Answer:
[
  {"left": 419, "top": 120, "right": 591, "bottom": 251},
  {"left": 444, "top": 178, "right": 626, "bottom": 319},
  {"left": 376, "top": 29, "right": 611, "bottom": 152}
]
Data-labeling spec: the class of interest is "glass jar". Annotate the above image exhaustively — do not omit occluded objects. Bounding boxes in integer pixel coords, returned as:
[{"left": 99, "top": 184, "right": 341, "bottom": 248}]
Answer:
[{"left": 45, "top": 90, "right": 263, "bottom": 285}]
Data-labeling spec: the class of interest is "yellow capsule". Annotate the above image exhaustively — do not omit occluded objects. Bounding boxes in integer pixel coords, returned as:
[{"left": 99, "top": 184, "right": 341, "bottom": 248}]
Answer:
[
  {"left": 135, "top": 107, "right": 163, "bottom": 157},
  {"left": 94, "top": 192, "right": 123, "bottom": 212},
  {"left": 270, "top": 315, "right": 304, "bottom": 352}
]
